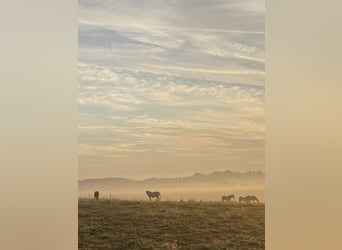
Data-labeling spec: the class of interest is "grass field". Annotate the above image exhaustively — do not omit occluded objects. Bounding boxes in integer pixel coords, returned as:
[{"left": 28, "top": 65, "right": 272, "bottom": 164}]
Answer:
[{"left": 79, "top": 199, "right": 264, "bottom": 250}]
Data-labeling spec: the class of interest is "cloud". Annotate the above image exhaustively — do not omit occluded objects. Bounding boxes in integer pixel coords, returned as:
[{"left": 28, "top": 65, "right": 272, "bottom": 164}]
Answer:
[
  {"left": 79, "top": 0, "right": 264, "bottom": 32},
  {"left": 79, "top": 63, "right": 264, "bottom": 161},
  {"left": 78, "top": 0, "right": 264, "bottom": 85},
  {"left": 78, "top": 22, "right": 264, "bottom": 85},
  {"left": 79, "top": 63, "right": 264, "bottom": 108},
  {"left": 78, "top": 0, "right": 265, "bottom": 176}
]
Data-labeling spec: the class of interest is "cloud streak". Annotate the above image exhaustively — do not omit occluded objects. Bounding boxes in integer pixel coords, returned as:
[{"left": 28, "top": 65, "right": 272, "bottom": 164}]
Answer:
[{"left": 78, "top": 0, "right": 265, "bottom": 178}]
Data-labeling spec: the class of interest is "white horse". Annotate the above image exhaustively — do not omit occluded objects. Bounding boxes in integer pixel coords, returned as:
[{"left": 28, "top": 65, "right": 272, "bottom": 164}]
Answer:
[
  {"left": 146, "top": 190, "right": 161, "bottom": 201},
  {"left": 221, "top": 194, "right": 235, "bottom": 202}
]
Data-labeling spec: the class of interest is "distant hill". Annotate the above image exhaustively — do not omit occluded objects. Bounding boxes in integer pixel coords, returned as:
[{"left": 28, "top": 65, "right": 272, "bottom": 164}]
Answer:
[{"left": 78, "top": 170, "right": 265, "bottom": 195}]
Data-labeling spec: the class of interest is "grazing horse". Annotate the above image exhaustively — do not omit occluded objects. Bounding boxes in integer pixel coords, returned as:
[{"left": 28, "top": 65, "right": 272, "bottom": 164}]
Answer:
[
  {"left": 94, "top": 191, "right": 99, "bottom": 201},
  {"left": 221, "top": 194, "right": 235, "bottom": 202},
  {"left": 146, "top": 190, "right": 161, "bottom": 201},
  {"left": 239, "top": 195, "right": 259, "bottom": 203}
]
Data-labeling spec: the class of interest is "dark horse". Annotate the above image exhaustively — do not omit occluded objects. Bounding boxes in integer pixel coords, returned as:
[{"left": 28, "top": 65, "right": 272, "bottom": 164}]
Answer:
[
  {"left": 94, "top": 191, "right": 99, "bottom": 201},
  {"left": 146, "top": 190, "right": 161, "bottom": 201}
]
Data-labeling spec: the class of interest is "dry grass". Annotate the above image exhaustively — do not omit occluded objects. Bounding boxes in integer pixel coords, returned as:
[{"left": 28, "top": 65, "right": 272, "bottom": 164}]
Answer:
[{"left": 79, "top": 199, "right": 264, "bottom": 250}]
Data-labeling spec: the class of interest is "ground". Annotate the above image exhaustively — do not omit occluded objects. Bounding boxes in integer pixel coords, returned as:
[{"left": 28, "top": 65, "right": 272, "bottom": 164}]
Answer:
[{"left": 79, "top": 199, "right": 264, "bottom": 250}]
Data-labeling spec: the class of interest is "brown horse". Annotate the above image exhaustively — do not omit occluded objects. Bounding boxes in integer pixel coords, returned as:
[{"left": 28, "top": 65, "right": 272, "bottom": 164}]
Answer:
[
  {"left": 221, "top": 194, "right": 235, "bottom": 202},
  {"left": 94, "top": 191, "right": 99, "bottom": 201},
  {"left": 239, "top": 195, "right": 259, "bottom": 203}
]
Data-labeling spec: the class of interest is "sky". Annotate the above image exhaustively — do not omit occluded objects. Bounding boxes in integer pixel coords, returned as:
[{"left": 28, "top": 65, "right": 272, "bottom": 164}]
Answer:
[{"left": 78, "top": 0, "right": 264, "bottom": 180}]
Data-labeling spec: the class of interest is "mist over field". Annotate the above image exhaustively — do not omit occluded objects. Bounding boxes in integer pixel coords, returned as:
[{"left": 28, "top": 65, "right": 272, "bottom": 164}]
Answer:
[{"left": 79, "top": 170, "right": 264, "bottom": 202}]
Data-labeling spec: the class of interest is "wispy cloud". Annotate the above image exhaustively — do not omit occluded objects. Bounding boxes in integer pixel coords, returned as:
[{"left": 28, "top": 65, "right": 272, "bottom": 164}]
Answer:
[
  {"left": 78, "top": 0, "right": 264, "bottom": 178},
  {"left": 79, "top": 63, "right": 264, "bottom": 162}
]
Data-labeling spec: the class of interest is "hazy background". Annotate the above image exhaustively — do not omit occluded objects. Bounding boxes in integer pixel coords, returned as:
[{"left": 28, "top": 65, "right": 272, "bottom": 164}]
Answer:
[
  {"left": 79, "top": 170, "right": 265, "bottom": 201},
  {"left": 0, "top": 1, "right": 77, "bottom": 249},
  {"left": 266, "top": 1, "right": 342, "bottom": 249},
  {"left": 78, "top": 0, "right": 265, "bottom": 180}
]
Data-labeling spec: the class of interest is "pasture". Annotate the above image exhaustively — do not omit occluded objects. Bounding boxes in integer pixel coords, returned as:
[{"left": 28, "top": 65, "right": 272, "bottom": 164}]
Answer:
[{"left": 79, "top": 199, "right": 264, "bottom": 250}]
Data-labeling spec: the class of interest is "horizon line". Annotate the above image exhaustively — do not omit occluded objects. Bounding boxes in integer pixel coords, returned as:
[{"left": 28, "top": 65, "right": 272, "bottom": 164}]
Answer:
[{"left": 78, "top": 169, "right": 265, "bottom": 182}]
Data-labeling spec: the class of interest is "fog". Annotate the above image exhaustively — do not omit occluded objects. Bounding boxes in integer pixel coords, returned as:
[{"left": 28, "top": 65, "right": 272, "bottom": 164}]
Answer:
[{"left": 79, "top": 185, "right": 264, "bottom": 202}]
